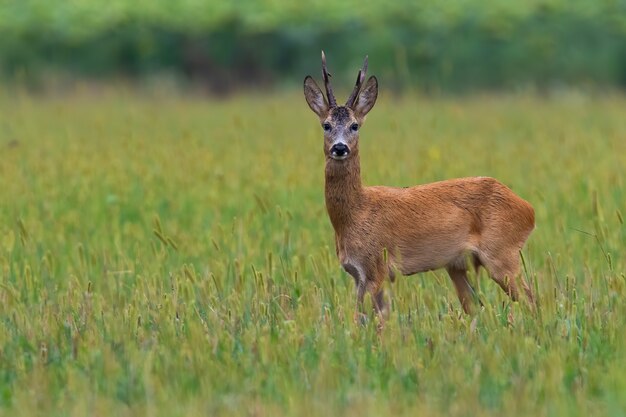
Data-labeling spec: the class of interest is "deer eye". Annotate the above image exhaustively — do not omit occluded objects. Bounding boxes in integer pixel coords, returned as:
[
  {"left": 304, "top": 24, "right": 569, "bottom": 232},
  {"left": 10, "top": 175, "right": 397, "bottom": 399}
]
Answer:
[
  {"left": 323, "top": 123, "right": 332, "bottom": 132},
  {"left": 350, "top": 123, "right": 359, "bottom": 132}
]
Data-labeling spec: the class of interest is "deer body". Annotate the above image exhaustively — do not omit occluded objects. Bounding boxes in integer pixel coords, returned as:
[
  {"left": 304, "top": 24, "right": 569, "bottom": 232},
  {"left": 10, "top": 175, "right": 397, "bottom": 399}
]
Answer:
[{"left": 305, "top": 52, "right": 535, "bottom": 316}]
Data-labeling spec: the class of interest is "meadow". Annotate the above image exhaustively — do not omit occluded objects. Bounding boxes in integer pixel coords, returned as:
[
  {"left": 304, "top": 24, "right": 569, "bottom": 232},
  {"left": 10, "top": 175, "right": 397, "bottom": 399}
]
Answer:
[{"left": 0, "top": 89, "right": 625, "bottom": 416}]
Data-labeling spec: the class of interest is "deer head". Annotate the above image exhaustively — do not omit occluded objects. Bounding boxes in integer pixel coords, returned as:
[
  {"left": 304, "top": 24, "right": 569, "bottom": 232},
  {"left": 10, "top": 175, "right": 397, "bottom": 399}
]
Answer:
[{"left": 304, "top": 51, "right": 378, "bottom": 161}]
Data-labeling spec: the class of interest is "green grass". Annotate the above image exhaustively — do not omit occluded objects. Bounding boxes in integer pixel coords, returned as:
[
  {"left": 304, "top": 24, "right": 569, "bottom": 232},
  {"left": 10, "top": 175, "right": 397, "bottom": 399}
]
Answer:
[{"left": 0, "top": 89, "right": 625, "bottom": 416}]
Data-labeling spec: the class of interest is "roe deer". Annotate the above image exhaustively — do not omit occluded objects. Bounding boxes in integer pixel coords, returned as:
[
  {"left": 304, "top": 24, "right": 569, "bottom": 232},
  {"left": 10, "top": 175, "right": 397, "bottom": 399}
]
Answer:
[{"left": 303, "top": 52, "right": 535, "bottom": 317}]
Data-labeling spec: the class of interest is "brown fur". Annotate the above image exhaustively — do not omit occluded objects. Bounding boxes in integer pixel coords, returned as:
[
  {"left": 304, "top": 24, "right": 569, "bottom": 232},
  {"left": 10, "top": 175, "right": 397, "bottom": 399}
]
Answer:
[{"left": 304, "top": 56, "right": 535, "bottom": 317}]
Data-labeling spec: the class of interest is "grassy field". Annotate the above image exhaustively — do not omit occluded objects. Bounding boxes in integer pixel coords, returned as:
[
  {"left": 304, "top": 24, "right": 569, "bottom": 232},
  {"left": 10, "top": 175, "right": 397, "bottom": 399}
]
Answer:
[{"left": 0, "top": 89, "right": 625, "bottom": 416}]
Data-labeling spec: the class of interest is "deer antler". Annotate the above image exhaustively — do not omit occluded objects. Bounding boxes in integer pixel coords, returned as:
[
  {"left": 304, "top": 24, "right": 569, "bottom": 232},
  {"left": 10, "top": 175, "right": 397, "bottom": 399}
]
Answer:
[
  {"left": 345, "top": 55, "right": 368, "bottom": 108},
  {"left": 321, "top": 51, "right": 337, "bottom": 108}
]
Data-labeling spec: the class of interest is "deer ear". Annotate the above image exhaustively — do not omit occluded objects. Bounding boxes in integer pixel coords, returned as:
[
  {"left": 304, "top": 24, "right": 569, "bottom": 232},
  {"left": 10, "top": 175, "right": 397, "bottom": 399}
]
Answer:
[
  {"left": 353, "top": 76, "right": 378, "bottom": 120},
  {"left": 304, "top": 76, "right": 329, "bottom": 118}
]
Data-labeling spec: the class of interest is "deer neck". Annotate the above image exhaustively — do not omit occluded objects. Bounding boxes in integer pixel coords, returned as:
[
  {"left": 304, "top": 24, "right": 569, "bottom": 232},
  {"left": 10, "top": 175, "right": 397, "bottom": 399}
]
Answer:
[{"left": 324, "top": 151, "right": 363, "bottom": 233}]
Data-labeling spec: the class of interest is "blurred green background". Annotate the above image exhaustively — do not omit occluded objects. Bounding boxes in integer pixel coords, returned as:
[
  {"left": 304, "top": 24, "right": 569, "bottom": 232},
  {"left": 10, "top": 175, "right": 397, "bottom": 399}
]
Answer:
[{"left": 2, "top": 0, "right": 626, "bottom": 93}]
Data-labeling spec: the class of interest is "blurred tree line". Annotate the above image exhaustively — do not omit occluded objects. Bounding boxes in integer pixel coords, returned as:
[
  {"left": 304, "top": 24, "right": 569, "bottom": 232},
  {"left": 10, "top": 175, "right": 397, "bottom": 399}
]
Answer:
[{"left": 1, "top": 0, "right": 625, "bottom": 92}]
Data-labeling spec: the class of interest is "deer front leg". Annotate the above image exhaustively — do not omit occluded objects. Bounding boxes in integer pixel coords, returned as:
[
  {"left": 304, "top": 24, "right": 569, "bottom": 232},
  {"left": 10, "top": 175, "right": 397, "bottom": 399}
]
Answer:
[
  {"left": 446, "top": 267, "right": 477, "bottom": 314},
  {"left": 372, "top": 288, "right": 388, "bottom": 319},
  {"left": 343, "top": 260, "right": 388, "bottom": 324},
  {"left": 368, "top": 276, "right": 388, "bottom": 322},
  {"left": 367, "top": 260, "right": 389, "bottom": 323},
  {"left": 342, "top": 262, "right": 368, "bottom": 323},
  {"left": 355, "top": 280, "right": 367, "bottom": 322}
]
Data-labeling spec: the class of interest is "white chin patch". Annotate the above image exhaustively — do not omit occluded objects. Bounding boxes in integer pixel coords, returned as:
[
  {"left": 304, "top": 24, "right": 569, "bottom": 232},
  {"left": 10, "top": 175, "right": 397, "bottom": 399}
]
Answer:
[{"left": 330, "top": 153, "right": 349, "bottom": 160}]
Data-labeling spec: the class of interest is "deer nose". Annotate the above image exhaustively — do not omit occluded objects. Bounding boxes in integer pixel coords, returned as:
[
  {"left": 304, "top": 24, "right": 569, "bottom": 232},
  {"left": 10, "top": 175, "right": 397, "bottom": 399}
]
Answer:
[{"left": 330, "top": 143, "right": 350, "bottom": 159}]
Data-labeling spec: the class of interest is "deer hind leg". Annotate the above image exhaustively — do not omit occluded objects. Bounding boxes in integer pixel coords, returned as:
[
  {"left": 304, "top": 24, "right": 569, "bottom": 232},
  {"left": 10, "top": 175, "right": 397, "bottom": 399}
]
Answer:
[
  {"left": 480, "top": 249, "right": 534, "bottom": 305},
  {"left": 446, "top": 267, "right": 477, "bottom": 314}
]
